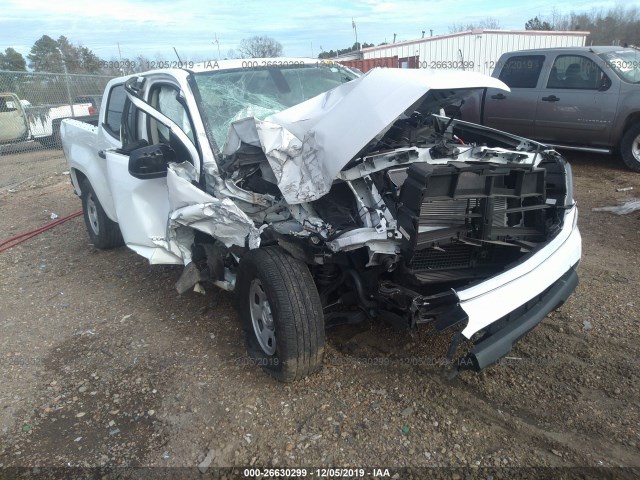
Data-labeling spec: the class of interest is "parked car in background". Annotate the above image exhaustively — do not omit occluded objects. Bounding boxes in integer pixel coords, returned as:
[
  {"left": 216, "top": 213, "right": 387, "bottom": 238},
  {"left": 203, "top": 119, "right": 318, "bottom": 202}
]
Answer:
[
  {"left": 0, "top": 92, "right": 29, "bottom": 144},
  {"left": 74, "top": 95, "right": 102, "bottom": 113},
  {"left": 24, "top": 100, "right": 94, "bottom": 147},
  {"left": 61, "top": 60, "right": 580, "bottom": 382},
  {"left": 460, "top": 47, "right": 640, "bottom": 171}
]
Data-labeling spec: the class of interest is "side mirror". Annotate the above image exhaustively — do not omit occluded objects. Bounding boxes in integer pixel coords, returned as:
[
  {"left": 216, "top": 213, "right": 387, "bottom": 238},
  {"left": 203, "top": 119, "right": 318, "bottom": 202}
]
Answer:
[
  {"left": 598, "top": 75, "right": 612, "bottom": 91},
  {"left": 128, "top": 144, "right": 176, "bottom": 179}
]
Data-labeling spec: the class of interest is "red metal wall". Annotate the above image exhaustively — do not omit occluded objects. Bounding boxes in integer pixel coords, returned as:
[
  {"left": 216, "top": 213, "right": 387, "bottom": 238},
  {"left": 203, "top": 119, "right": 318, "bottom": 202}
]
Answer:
[{"left": 338, "top": 56, "right": 398, "bottom": 72}]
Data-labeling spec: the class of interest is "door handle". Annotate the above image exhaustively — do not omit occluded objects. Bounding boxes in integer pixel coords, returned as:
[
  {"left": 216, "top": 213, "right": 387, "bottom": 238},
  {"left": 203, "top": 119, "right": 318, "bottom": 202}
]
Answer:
[
  {"left": 541, "top": 95, "right": 560, "bottom": 102},
  {"left": 491, "top": 93, "right": 506, "bottom": 100},
  {"left": 98, "top": 150, "right": 106, "bottom": 159}
]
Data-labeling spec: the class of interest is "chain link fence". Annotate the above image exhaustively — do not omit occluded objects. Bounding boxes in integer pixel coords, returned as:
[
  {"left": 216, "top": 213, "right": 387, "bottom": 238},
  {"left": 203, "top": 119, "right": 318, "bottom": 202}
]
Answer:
[{"left": 0, "top": 70, "right": 114, "bottom": 190}]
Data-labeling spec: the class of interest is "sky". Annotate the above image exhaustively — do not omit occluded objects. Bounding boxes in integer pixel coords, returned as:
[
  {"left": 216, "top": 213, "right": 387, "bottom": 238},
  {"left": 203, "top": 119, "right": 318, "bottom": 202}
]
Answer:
[{"left": 0, "top": 0, "right": 633, "bottom": 63}]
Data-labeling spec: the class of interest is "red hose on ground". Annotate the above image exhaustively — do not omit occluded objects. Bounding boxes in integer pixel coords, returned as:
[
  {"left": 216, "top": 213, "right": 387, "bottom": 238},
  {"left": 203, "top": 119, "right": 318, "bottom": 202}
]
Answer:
[{"left": 0, "top": 210, "right": 83, "bottom": 253}]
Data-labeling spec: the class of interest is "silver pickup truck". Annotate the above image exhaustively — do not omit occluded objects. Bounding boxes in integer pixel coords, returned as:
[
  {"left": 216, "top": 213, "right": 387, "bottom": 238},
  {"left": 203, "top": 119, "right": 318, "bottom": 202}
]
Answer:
[
  {"left": 461, "top": 47, "right": 640, "bottom": 171},
  {"left": 61, "top": 59, "right": 581, "bottom": 382}
]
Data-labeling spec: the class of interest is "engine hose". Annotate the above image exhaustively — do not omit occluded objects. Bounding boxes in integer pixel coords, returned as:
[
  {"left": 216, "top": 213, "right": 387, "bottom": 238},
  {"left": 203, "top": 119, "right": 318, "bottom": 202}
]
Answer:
[{"left": 345, "top": 268, "right": 377, "bottom": 308}]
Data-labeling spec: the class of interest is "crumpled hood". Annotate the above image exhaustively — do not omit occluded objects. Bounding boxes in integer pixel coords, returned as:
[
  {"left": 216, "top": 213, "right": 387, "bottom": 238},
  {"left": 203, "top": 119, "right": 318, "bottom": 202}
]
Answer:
[{"left": 224, "top": 68, "right": 509, "bottom": 204}]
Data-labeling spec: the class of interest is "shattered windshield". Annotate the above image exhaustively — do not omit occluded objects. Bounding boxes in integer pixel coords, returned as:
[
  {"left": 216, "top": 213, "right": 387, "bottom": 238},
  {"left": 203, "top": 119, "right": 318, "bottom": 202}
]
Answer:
[
  {"left": 191, "top": 63, "right": 358, "bottom": 150},
  {"left": 598, "top": 50, "right": 640, "bottom": 84}
]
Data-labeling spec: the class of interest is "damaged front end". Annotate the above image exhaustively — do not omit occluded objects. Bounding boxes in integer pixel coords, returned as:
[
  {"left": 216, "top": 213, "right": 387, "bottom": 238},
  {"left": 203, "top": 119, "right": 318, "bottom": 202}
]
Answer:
[{"left": 176, "top": 65, "right": 580, "bottom": 372}]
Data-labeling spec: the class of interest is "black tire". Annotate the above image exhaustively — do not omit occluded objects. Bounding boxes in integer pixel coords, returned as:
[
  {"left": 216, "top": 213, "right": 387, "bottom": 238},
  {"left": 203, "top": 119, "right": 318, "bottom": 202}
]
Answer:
[
  {"left": 620, "top": 123, "right": 640, "bottom": 172},
  {"left": 80, "top": 179, "right": 124, "bottom": 249},
  {"left": 236, "top": 246, "right": 325, "bottom": 382}
]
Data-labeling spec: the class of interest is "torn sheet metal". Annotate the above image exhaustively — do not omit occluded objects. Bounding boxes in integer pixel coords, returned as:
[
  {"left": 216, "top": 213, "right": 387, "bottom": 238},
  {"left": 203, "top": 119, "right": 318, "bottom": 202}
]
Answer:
[
  {"left": 224, "top": 68, "right": 509, "bottom": 204},
  {"left": 166, "top": 162, "right": 261, "bottom": 251}
]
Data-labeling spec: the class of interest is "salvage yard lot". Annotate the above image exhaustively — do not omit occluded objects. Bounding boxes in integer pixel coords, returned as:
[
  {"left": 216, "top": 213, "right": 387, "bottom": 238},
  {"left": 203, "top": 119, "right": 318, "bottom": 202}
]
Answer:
[{"left": 0, "top": 149, "right": 639, "bottom": 469}]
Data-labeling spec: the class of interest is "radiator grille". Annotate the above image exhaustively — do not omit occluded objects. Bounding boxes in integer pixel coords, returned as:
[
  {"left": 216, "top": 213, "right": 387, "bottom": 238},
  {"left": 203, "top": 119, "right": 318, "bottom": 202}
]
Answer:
[
  {"left": 419, "top": 197, "right": 509, "bottom": 227},
  {"left": 409, "top": 243, "right": 473, "bottom": 270},
  {"left": 419, "top": 199, "right": 479, "bottom": 226}
]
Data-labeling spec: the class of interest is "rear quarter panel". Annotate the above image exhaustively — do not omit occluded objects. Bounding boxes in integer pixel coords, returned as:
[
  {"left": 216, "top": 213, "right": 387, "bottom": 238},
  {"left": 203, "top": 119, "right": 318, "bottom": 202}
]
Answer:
[{"left": 612, "top": 83, "right": 640, "bottom": 143}]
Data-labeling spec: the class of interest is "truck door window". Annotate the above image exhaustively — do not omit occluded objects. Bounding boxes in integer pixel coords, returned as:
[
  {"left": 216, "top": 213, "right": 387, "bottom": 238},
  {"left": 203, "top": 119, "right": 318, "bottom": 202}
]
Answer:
[
  {"left": 120, "top": 99, "right": 139, "bottom": 146},
  {"left": 149, "top": 85, "right": 195, "bottom": 144},
  {"left": 498, "top": 55, "right": 545, "bottom": 88},
  {"left": 104, "top": 84, "right": 126, "bottom": 139},
  {"left": 547, "top": 55, "right": 610, "bottom": 90},
  {"left": 147, "top": 84, "right": 196, "bottom": 164},
  {"left": 0, "top": 97, "right": 17, "bottom": 112}
]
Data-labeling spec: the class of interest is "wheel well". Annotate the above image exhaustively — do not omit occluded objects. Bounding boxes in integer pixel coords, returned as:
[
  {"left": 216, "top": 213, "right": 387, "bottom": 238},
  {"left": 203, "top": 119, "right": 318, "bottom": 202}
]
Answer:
[
  {"left": 622, "top": 113, "right": 640, "bottom": 138},
  {"left": 72, "top": 168, "right": 88, "bottom": 195}
]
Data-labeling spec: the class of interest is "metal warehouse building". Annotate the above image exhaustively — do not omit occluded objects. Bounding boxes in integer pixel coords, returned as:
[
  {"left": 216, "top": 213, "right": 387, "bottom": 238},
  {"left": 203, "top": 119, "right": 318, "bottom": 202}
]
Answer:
[{"left": 342, "top": 29, "right": 589, "bottom": 74}]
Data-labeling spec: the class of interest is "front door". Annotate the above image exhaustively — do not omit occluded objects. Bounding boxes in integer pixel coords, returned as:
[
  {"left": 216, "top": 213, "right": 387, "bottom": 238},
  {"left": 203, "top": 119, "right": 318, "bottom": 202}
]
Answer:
[
  {"left": 105, "top": 80, "right": 200, "bottom": 264},
  {"left": 533, "top": 54, "right": 618, "bottom": 147},
  {"left": 483, "top": 55, "right": 546, "bottom": 138}
]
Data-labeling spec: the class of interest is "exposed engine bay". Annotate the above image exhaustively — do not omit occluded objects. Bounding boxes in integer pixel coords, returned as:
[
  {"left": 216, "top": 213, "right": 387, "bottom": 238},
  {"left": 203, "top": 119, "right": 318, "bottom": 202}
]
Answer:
[{"left": 192, "top": 108, "right": 573, "bottom": 331}]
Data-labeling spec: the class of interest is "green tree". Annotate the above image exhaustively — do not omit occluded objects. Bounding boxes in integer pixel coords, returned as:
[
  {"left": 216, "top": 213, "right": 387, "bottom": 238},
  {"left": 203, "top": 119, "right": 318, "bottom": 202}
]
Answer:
[
  {"left": 0, "top": 48, "right": 27, "bottom": 71},
  {"left": 78, "top": 46, "right": 101, "bottom": 74},
  {"left": 28, "top": 35, "right": 104, "bottom": 74},
  {"left": 56, "top": 35, "right": 81, "bottom": 73},
  {"left": 28, "top": 35, "right": 64, "bottom": 72},
  {"left": 525, "top": 16, "right": 553, "bottom": 30}
]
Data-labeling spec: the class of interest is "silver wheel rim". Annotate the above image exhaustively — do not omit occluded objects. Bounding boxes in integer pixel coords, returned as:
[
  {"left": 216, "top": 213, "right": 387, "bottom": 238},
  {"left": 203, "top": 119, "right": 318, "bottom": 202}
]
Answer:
[
  {"left": 86, "top": 194, "right": 100, "bottom": 235},
  {"left": 249, "top": 278, "right": 276, "bottom": 355},
  {"left": 633, "top": 133, "right": 640, "bottom": 162}
]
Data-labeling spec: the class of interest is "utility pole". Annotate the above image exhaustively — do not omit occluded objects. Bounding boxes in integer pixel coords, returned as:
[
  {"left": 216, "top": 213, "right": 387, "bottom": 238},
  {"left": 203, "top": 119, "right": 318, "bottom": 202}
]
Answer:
[
  {"left": 56, "top": 46, "right": 74, "bottom": 117},
  {"left": 212, "top": 33, "right": 221, "bottom": 60},
  {"left": 352, "top": 18, "right": 358, "bottom": 49},
  {"left": 116, "top": 42, "right": 126, "bottom": 74}
]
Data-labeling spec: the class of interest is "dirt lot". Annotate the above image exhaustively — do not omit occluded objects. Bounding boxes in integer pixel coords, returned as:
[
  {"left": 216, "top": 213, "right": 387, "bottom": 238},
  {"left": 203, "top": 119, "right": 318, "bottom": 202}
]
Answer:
[{"left": 0, "top": 148, "right": 639, "bottom": 474}]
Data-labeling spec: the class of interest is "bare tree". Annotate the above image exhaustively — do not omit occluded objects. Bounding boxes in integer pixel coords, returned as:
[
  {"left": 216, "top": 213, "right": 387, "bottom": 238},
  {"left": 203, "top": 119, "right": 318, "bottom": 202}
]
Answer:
[
  {"left": 549, "top": 6, "right": 640, "bottom": 45},
  {"left": 238, "top": 36, "right": 283, "bottom": 58},
  {"left": 449, "top": 17, "right": 501, "bottom": 33}
]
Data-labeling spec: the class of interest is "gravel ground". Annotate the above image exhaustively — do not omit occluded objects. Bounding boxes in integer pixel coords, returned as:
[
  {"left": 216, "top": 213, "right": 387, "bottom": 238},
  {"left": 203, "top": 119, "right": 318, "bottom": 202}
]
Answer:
[
  {"left": 0, "top": 149, "right": 638, "bottom": 475},
  {"left": 0, "top": 143, "right": 67, "bottom": 190}
]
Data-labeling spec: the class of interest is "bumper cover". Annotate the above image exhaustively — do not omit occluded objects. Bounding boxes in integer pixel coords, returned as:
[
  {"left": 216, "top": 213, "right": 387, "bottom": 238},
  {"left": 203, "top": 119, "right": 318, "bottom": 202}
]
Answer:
[
  {"left": 443, "top": 205, "right": 581, "bottom": 371},
  {"left": 457, "top": 206, "right": 581, "bottom": 339},
  {"left": 459, "top": 266, "right": 578, "bottom": 371}
]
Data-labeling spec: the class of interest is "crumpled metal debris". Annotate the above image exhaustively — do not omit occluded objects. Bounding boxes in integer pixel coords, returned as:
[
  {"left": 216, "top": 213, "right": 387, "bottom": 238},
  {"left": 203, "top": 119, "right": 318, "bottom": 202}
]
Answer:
[
  {"left": 223, "top": 68, "right": 509, "bottom": 204},
  {"left": 593, "top": 198, "right": 640, "bottom": 215},
  {"left": 166, "top": 162, "right": 261, "bottom": 251}
]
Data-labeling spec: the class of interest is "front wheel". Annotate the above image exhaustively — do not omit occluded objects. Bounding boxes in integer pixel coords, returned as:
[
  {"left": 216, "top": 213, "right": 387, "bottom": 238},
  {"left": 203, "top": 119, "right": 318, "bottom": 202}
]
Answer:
[
  {"left": 236, "top": 247, "right": 325, "bottom": 382},
  {"left": 80, "top": 179, "right": 124, "bottom": 249},
  {"left": 620, "top": 123, "right": 640, "bottom": 172}
]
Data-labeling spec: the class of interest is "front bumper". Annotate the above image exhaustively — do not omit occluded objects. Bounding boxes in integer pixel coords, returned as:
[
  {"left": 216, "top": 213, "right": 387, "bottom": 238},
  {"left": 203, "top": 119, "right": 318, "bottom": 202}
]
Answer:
[
  {"left": 457, "top": 205, "right": 581, "bottom": 339},
  {"left": 458, "top": 266, "right": 578, "bottom": 371},
  {"left": 448, "top": 205, "right": 581, "bottom": 370}
]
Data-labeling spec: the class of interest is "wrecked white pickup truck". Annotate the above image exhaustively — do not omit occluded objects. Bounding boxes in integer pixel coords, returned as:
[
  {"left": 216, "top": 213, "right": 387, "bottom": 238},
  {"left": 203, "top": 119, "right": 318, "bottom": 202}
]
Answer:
[{"left": 61, "top": 58, "right": 581, "bottom": 382}]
